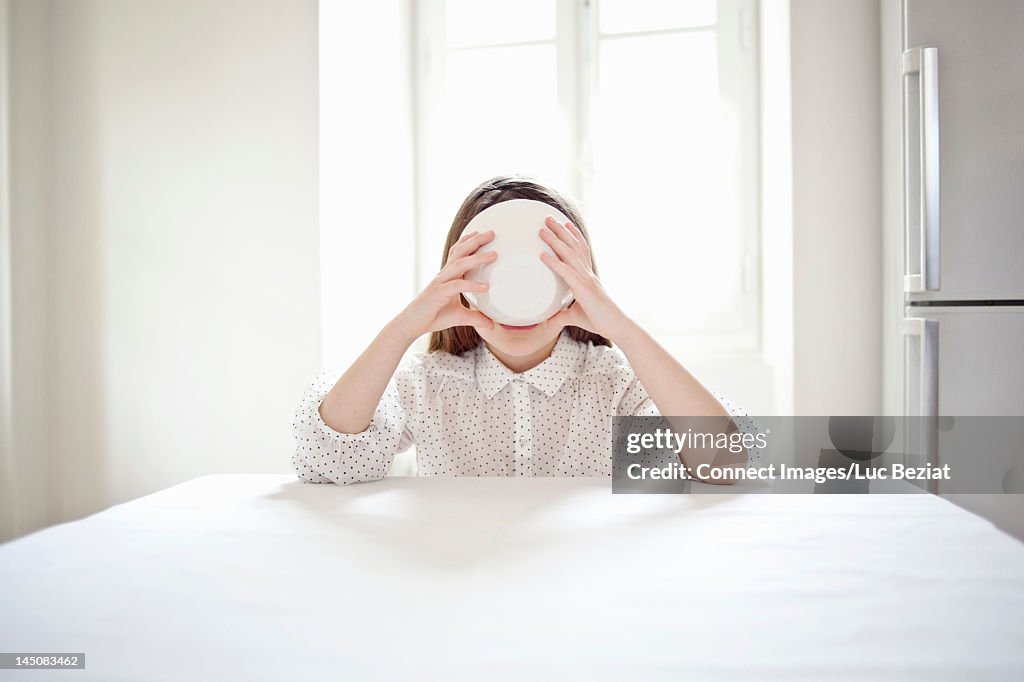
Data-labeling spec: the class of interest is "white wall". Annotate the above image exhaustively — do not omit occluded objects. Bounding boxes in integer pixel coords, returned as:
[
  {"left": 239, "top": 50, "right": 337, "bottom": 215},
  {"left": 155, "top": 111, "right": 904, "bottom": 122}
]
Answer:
[
  {"left": 880, "top": 0, "right": 903, "bottom": 417},
  {"left": 2, "top": 0, "right": 320, "bottom": 539},
  {"left": 758, "top": 0, "right": 883, "bottom": 417},
  {"left": 789, "top": 0, "right": 882, "bottom": 415},
  {"left": 2, "top": 0, "right": 55, "bottom": 540}
]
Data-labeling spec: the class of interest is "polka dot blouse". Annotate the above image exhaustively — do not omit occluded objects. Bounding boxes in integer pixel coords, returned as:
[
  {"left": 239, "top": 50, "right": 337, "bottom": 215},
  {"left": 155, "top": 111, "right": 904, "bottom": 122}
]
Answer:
[{"left": 291, "top": 328, "right": 760, "bottom": 484}]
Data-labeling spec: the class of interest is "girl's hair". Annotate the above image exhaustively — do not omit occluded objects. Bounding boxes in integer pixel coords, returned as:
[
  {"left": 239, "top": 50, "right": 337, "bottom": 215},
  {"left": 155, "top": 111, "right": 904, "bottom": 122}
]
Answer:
[{"left": 427, "top": 174, "right": 612, "bottom": 355}]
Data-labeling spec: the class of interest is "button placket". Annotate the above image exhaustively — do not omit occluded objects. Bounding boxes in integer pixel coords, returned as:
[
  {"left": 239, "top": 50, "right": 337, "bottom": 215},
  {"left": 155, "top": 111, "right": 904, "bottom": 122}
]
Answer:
[{"left": 512, "top": 377, "right": 532, "bottom": 476}]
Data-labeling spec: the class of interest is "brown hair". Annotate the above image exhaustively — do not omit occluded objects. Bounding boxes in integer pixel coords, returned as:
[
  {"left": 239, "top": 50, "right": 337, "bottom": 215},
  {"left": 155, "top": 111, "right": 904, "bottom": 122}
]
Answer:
[{"left": 427, "top": 174, "right": 612, "bottom": 355}]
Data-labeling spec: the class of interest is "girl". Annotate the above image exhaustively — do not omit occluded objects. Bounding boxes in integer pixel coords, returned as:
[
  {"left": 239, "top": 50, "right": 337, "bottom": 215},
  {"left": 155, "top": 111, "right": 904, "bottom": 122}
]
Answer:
[{"left": 292, "top": 175, "right": 755, "bottom": 485}]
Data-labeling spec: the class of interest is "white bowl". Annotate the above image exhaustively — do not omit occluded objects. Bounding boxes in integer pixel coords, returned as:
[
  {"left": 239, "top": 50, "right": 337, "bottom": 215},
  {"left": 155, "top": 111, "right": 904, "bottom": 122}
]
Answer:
[{"left": 461, "top": 199, "right": 575, "bottom": 326}]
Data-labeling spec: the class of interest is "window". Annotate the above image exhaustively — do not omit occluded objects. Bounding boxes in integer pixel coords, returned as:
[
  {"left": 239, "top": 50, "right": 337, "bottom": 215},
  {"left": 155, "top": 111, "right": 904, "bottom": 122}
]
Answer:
[{"left": 414, "top": 0, "right": 760, "bottom": 353}]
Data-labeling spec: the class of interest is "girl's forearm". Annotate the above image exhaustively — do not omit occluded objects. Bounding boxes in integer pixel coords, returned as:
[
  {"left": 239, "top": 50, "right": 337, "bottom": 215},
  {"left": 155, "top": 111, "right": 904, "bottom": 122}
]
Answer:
[
  {"left": 612, "top": 319, "right": 728, "bottom": 418},
  {"left": 612, "top": 319, "right": 746, "bottom": 482},
  {"left": 318, "top": 318, "right": 417, "bottom": 434}
]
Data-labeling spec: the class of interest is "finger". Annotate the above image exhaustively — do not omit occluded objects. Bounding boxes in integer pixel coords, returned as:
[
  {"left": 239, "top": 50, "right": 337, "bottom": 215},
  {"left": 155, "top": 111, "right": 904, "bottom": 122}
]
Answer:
[
  {"left": 539, "top": 225, "right": 588, "bottom": 273},
  {"left": 562, "top": 220, "right": 592, "bottom": 259},
  {"left": 553, "top": 218, "right": 593, "bottom": 268},
  {"left": 447, "top": 231, "right": 478, "bottom": 262},
  {"left": 544, "top": 216, "right": 584, "bottom": 255},
  {"left": 448, "top": 229, "right": 495, "bottom": 262},
  {"left": 455, "top": 229, "right": 479, "bottom": 248},
  {"left": 438, "top": 277, "right": 488, "bottom": 298},
  {"left": 439, "top": 249, "right": 498, "bottom": 281},
  {"left": 539, "top": 250, "right": 587, "bottom": 290}
]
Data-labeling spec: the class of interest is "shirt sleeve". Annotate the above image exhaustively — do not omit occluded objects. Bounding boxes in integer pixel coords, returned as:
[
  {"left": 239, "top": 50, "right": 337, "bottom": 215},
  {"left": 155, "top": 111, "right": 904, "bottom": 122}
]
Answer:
[
  {"left": 617, "top": 374, "right": 661, "bottom": 418},
  {"left": 291, "top": 368, "right": 415, "bottom": 485}
]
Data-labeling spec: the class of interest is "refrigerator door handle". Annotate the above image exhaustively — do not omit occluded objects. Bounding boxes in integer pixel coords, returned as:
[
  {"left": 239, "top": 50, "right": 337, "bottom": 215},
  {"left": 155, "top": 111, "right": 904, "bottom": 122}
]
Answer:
[
  {"left": 902, "top": 317, "right": 940, "bottom": 493},
  {"left": 902, "top": 46, "right": 941, "bottom": 292}
]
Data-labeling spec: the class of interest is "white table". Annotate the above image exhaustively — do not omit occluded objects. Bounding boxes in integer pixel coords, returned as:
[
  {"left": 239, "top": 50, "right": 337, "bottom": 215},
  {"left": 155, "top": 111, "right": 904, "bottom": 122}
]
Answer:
[{"left": 2, "top": 474, "right": 1023, "bottom": 681}]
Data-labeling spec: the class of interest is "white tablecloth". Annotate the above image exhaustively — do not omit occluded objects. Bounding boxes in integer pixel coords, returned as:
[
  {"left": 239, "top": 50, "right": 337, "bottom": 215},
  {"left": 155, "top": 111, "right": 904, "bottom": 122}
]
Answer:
[{"left": 1, "top": 474, "right": 1023, "bottom": 681}]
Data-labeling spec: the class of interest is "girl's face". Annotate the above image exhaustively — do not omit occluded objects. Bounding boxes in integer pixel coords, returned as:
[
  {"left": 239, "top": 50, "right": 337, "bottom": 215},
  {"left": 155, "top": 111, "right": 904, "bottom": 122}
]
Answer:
[{"left": 475, "top": 312, "right": 564, "bottom": 364}]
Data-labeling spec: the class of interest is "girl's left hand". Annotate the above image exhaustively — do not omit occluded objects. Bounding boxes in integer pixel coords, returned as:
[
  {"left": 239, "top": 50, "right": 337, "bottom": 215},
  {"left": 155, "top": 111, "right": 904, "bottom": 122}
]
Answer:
[{"left": 539, "top": 216, "right": 632, "bottom": 342}]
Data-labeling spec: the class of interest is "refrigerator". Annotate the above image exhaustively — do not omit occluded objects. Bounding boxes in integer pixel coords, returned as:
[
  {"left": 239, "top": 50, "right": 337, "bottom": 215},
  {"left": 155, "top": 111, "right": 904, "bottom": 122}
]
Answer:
[{"left": 882, "top": 0, "right": 1024, "bottom": 494}]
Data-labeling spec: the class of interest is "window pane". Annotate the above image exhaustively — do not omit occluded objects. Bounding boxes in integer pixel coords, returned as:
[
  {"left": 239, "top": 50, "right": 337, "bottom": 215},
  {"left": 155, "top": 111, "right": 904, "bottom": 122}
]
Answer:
[
  {"left": 446, "top": 0, "right": 555, "bottom": 48},
  {"left": 591, "top": 32, "right": 745, "bottom": 333},
  {"left": 599, "top": 0, "right": 717, "bottom": 35}
]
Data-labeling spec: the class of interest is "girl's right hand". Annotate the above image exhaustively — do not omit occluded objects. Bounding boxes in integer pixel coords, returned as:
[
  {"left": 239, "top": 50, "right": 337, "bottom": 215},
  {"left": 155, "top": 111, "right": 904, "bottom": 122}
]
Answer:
[{"left": 394, "top": 229, "right": 498, "bottom": 340}]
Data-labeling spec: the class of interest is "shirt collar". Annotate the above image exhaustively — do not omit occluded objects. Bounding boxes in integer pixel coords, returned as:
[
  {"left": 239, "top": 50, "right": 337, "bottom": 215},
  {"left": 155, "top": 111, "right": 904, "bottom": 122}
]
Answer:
[{"left": 474, "top": 329, "right": 585, "bottom": 399}]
